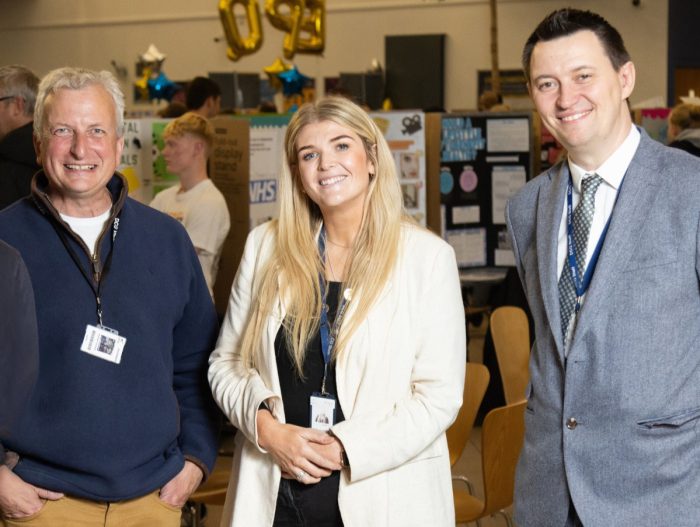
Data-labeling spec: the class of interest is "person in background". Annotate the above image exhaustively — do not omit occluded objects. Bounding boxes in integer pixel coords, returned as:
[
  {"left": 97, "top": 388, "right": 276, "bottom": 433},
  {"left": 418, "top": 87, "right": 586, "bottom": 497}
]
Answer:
[
  {"left": 209, "top": 96, "right": 465, "bottom": 526},
  {"left": 150, "top": 112, "right": 230, "bottom": 298},
  {"left": 0, "top": 67, "right": 220, "bottom": 526},
  {"left": 0, "top": 241, "right": 38, "bottom": 476},
  {"left": 507, "top": 8, "right": 700, "bottom": 526},
  {"left": 667, "top": 102, "right": 700, "bottom": 157},
  {"left": 0, "top": 65, "right": 40, "bottom": 210},
  {"left": 186, "top": 77, "right": 221, "bottom": 119},
  {"left": 158, "top": 101, "right": 188, "bottom": 119}
]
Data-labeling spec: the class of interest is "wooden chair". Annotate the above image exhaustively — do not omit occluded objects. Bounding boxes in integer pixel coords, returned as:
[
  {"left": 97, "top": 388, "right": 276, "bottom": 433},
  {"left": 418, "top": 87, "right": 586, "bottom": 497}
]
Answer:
[
  {"left": 489, "top": 306, "right": 530, "bottom": 404},
  {"left": 453, "top": 400, "right": 526, "bottom": 527},
  {"left": 447, "top": 362, "right": 490, "bottom": 494}
]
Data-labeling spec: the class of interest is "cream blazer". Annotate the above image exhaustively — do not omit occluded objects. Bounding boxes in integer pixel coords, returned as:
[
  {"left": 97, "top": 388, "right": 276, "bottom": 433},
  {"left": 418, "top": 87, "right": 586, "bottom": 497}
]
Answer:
[{"left": 208, "top": 222, "right": 466, "bottom": 527}]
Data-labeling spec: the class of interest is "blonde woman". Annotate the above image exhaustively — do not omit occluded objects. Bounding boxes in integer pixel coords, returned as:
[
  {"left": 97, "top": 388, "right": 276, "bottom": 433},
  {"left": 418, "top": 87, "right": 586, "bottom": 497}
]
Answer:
[
  {"left": 667, "top": 103, "right": 700, "bottom": 157},
  {"left": 209, "top": 97, "right": 465, "bottom": 526}
]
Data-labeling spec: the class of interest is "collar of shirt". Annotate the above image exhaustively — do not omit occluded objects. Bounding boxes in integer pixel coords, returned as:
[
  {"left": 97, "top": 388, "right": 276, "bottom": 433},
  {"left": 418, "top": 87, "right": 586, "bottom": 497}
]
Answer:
[{"left": 567, "top": 125, "right": 641, "bottom": 193}]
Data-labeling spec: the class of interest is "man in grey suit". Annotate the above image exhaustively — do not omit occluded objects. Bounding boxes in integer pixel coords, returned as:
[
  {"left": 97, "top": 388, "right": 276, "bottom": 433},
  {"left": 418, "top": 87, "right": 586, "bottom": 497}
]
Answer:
[{"left": 507, "top": 8, "right": 700, "bottom": 526}]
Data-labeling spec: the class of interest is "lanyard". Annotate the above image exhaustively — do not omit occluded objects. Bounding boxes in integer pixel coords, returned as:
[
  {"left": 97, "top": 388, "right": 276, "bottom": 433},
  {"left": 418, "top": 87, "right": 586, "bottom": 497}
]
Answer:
[
  {"left": 318, "top": 228, "right": 350, "bottom": 395},
  {"left": 51, "top": 215, "right": 120, "bottom": 326},
  {"left": 565, "top": 174, "right": 620, "bottom": 312}
]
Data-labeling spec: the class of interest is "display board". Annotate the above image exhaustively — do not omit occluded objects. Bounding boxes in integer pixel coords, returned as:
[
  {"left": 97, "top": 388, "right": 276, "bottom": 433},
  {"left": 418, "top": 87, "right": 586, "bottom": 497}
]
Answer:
[
  {"left": 439, "top": 112, "right": 534, "bottom": 268},
  {"left": 244, "top": 114, "right": 291, "bottom": 228},
  {"left": 238, "top": 110, "right": 428, "bottom": 228},
  {"left": 370, "top": 111, "right": 427, "bottom": 225},
  {"left": 209, "top": 117, "right": 250, "bottom": 314}
]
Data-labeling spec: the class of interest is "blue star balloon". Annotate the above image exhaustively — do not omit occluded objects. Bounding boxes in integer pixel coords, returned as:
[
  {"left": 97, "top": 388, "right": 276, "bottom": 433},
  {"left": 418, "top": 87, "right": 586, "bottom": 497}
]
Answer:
[
  {"left": 277, "top": 66, "right": 311, "bottom": 96},
  {"left": 147, "top": 71, "right": 179, "bottom": 101}
]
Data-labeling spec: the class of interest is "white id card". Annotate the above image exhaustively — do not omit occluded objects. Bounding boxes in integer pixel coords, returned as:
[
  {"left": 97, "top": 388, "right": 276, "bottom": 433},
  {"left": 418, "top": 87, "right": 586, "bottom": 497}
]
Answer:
[
  {"left": 80, "top": 324, "right": 127, "bottom": 364},
  {"left": 309, "top": 393, "right": 336, "bottom": 431}
]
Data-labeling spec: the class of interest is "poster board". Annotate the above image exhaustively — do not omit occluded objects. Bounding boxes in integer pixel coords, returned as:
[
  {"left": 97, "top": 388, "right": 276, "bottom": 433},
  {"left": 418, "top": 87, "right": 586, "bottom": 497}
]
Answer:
[
  {"left": 209, "top": 117, "right": 250, "bottom": 316},
  {"left": 369, "top": 110, "right": 427, "bottom": 225},
  {"left": 118, "top": 119, "right": 152, "bottom": 203},
  {"left": 238, "top": 110, "right": 428, "bottom": 228},
  {"left": 438, "top": 112, "right": 535, "bottom": 267},
  {"left": 245, "top": 114, "right": 290, "bottom": 228},
  {"left": 634, "top": 108, "right": 671, "bottom": 144},
  {"left": 117, "top": 118, "right": 178, "bottom": 204}
]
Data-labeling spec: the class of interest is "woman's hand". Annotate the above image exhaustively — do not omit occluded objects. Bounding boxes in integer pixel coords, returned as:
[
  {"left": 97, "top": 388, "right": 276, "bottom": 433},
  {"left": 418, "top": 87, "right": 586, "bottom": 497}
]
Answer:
[
  {"left": 257, "top": 409, "right": 342, "bottom": 484},
  {"left": 312, "top": 436, "right": 346, "bottom": 470}
]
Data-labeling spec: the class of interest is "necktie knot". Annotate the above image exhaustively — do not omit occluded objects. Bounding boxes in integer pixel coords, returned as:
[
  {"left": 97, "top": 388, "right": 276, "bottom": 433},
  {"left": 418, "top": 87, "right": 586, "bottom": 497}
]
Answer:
[{"left": 581, "top": 173, "right": 603, "bottom": 198}]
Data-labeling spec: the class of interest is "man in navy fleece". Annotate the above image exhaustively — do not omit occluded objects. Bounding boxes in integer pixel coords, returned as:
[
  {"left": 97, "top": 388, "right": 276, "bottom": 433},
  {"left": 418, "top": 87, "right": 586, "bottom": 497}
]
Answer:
[{"left": 0, "top": 67, "right": 220, "bottom": 526}]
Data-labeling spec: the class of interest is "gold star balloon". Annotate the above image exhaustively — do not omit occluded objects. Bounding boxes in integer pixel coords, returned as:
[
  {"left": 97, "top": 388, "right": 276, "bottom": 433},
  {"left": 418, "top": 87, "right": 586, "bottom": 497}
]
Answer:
[{"left": 263, "top": 57, "right": 291, "bottom": 91}]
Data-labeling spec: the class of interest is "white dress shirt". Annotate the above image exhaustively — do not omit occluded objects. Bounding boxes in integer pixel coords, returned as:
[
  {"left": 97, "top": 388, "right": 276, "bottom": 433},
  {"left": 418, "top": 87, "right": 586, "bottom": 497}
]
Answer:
[
  {"left": 556, "top": 125, "right": 641, "bottom": 279},
  {"left": 556, "top": 125, "right": 640, "bottom": 347}
]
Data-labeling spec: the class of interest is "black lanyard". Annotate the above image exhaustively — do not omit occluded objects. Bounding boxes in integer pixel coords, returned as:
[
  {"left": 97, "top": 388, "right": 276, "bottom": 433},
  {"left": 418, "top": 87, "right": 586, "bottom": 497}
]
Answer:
[{"left": 50, "top": 215, "right": 120, "bottom": 326}]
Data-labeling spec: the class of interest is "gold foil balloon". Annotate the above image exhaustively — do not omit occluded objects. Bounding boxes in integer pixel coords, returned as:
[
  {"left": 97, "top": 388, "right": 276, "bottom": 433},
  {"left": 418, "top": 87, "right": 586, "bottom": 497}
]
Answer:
[
  {"left": 219, "top": 0, "right": 263, "bottom": 61},
  {"left": 134, "top": 66, "right": 151, "bottom": 101},
  {"left": 265, "top": 0, "right": 325, "bottom": 59},
  {"left": 297, "top": 0, "right": 324, "bottom": 54}
]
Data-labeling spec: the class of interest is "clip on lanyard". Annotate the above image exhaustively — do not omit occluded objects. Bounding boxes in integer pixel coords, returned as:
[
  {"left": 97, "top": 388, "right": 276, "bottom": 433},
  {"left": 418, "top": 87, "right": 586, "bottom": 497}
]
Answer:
[
  {"left": 51, "top": 215, "right": 120, "bottom": 326},
  {"left": 565, "top": 174, "right": 620, "bottom": 312},
  {"left": 318, "top": 228, "right": 350, "bottom": 395}
]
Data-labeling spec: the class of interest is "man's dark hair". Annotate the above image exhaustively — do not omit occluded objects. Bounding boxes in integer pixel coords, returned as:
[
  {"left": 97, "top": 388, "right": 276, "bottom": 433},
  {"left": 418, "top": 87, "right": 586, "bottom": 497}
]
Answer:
[
  {"left": 185, "top": 76, "right": 221, "bottom": 111},
  {"left": 522, "top": 8, "right": 631, "bottom": 81}
]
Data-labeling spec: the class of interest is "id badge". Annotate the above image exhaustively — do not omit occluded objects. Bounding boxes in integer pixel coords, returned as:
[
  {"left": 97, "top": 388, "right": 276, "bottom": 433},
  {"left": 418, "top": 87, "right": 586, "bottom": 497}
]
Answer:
[
  {"left": 80, "top": 324, "right": 127, "bottom": 364},
  {"left": 309, "top": 392, "right": 336, "bottom": 431}
]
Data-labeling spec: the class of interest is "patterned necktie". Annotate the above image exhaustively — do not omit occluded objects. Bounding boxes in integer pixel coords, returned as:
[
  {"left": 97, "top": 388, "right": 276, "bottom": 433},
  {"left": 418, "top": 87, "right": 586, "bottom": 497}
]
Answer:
[{"left": 558, "top": 173, "right": 603, "bottom": 343}]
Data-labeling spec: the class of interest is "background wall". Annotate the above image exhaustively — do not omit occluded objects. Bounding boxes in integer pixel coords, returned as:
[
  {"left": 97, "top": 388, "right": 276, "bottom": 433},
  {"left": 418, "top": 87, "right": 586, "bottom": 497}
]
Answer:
[{"left": 0, "top": 0, "right": 667, "bottom": 111}]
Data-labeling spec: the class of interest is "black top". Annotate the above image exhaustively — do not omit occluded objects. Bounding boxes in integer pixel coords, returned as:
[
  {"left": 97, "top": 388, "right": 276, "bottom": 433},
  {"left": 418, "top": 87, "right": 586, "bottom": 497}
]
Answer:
[
  {"left": 273, "top": 282, "right": 346, "bottom": 527},
  {"left": 275, "top": 281, "right": 346, "bottom": 427},
  {"left": 668, "top": 139, "right": 700, "bottom": 158},
  {"left": 0, "top": 122, "right": 40, "bottom": 211}
]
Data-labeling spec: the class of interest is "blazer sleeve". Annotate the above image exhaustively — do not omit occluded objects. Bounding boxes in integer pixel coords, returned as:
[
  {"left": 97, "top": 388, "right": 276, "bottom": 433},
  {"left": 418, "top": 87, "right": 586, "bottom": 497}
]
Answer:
[
  {"left": 331, "top": 240, "right": 466, "bottom": 481},
  {"left": 208, "top": 224, "right": 280, "bottom": 451}
]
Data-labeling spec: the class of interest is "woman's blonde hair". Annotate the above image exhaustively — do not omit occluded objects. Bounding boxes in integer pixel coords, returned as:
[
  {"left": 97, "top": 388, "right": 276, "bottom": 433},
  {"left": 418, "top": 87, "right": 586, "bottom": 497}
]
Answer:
[
  {"left": 239, "top": 96, "right": 407, "bottom": 374},
  {"left": 669, "top": 103, "right": 700, "bottom": 131},
  {"left": 163, "top": 111, "right": 215, "bottom": 155}
]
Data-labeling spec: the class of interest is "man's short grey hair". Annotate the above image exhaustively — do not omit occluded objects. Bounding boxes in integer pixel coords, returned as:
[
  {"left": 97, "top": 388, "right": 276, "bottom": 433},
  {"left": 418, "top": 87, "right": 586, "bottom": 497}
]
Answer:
[
  {"left": 34, "top": 67, "right": 125, "bottom": 138},
  {"left": 0, "top": 65, "right": 39, "bottom": 118}
]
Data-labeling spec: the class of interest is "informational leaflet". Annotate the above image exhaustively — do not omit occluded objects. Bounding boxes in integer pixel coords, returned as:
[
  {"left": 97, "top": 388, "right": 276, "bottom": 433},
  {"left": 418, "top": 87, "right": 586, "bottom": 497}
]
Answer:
[
  {"left": 486, "top": 118, "right": 530, "bottom": 152},
  {"left": 491, "top": 165, "right": 527, "bottom": 224}
]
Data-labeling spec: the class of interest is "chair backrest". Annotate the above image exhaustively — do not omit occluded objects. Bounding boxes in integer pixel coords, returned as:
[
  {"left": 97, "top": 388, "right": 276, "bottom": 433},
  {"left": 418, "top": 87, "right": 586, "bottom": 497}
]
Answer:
[
  {"left": 480, "top": 400, "right": 527, "bottom": 514},
  {"left": 446, "top": 362, "right": 490, "bottom": 467},
  {"left": 490, "top": 306, "right": 530, "bottom": 404}
]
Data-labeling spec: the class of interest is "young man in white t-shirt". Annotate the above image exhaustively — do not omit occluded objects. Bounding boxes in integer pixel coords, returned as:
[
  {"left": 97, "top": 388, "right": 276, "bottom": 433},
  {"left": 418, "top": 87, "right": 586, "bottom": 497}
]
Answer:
[{"left": 151, "top": 112, "right": 230, "bottom": 297}]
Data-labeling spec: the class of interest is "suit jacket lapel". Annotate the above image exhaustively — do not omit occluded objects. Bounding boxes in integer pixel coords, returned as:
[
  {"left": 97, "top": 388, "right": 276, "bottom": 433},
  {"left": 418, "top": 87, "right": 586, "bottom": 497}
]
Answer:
[
  {"left": 537, "top": 163, "right": 569, "bottom": 359},
  {"left": 569, "top": 133, "right": 661, "bottom": 351}
]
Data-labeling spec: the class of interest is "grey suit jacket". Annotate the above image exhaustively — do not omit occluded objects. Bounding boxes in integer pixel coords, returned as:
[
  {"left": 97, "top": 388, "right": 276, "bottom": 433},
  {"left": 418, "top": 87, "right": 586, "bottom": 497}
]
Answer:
[{"left": 506, "top": 130, "right": 700, "bottom": 527}]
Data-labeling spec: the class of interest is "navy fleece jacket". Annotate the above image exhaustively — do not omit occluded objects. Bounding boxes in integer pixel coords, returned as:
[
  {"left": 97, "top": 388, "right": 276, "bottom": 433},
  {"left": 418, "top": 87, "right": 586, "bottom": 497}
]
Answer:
[{"left": 0, "top": 172, "right": 220, "bottom": 501}]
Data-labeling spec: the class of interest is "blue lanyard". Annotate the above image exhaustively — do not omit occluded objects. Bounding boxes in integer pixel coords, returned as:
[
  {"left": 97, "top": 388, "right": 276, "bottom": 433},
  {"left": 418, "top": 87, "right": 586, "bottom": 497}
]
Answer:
[
  {"left": 318, "top": 228, "right": 350, "bottom": 394},
  {"left": 565, "top": 174, "right": 619, "bottom": 312}
]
